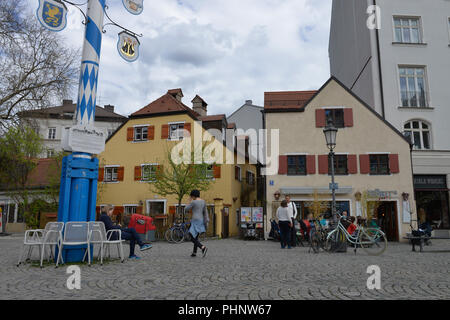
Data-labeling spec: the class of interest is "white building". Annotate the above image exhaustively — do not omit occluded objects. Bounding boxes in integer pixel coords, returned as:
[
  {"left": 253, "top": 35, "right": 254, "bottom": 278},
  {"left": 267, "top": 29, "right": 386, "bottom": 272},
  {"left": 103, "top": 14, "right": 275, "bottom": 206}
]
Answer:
[
  {"left": 20, "top": 100, "right": 127, "bottom": 158},
  {"left": 329, "top": 0, "right": 450, "bottom": 230}
]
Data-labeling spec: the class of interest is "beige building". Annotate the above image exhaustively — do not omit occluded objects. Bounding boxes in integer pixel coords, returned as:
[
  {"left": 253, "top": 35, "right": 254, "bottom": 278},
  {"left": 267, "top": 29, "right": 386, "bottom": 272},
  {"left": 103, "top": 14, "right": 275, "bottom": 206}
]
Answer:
[{"left": 263, "top": 77, "right": 416, "bottom": 241}]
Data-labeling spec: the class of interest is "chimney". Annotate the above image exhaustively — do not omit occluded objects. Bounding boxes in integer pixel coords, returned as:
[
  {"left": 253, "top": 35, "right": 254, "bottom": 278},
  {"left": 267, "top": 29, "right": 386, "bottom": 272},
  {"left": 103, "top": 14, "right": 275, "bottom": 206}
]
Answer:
[
  {"left": 63, "top": 99, "right": 73, "bottom": 106},
  {"left": 104, "top": 104, "right": 115, "bottom": 113},
  {"left": 167, "top": 88, "right": 184, "bottom": 102},
  {"left": 245, "top": 100, "right": 253, "bottom": 105},
  {"left": 191, "top": 95, "right": 207, "bottom": 117}
]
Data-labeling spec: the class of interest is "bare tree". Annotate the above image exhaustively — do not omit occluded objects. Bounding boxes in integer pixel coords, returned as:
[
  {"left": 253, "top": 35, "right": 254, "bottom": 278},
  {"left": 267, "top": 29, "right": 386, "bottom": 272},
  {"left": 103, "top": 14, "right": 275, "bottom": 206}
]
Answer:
[{"left": 0, "top": 0, "right": 79, "bottom": 131}]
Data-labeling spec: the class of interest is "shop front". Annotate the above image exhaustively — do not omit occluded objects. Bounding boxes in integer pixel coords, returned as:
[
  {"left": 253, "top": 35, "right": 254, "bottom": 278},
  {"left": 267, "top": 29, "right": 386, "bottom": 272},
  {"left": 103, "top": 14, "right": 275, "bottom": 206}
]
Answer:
[{"left": 413, "top": 175, "right": 450, "bottom": 230}]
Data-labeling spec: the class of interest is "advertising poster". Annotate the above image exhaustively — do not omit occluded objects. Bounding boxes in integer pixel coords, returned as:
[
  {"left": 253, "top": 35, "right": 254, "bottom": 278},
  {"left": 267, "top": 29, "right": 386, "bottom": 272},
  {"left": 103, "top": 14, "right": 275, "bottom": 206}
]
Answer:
[
  {"left": 252, "top": 207, "right": 263, "bottom": 223},
  {"left": 240, "top": 207, "right": 252, "bottom": 223}
]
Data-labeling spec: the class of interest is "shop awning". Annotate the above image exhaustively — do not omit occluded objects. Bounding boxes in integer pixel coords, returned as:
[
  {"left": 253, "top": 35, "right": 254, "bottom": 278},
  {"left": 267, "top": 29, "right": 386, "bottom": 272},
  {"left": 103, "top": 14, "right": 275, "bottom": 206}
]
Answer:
[{"left": 279, "top": 186, "right": 353, "bottom": 195}]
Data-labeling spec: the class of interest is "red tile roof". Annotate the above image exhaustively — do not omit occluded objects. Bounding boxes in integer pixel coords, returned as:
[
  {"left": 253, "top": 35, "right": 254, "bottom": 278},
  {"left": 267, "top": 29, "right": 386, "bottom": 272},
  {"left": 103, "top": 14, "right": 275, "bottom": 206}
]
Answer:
[
  {"left": 227, "top": 122, "right": 236, "bottom": 129},
  {"left": 199, "top": 114, "right": 226, "bottom": 122},
  {"left": 131, "top": 93, "right": 200, "bottom": 119},
  {"left": 26, "top": 158, "right": 60, "bottom": 188},
  {"left": 264, "top": 90, "right": 317, "bottom": 110}
]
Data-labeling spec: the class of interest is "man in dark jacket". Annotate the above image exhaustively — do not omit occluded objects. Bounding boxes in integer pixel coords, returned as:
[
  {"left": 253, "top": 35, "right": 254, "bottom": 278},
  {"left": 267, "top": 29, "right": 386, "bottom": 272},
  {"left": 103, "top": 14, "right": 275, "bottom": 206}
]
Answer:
[{"left": 99, "top": 205, "right": 152, "bottom": 260}]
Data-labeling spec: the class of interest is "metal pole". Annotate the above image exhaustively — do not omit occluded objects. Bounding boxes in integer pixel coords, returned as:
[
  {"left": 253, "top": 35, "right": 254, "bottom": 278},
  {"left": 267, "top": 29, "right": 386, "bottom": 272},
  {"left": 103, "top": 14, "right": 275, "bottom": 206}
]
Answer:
[{"left": 330, "top": 149, "right": 336, "bottom": 225}]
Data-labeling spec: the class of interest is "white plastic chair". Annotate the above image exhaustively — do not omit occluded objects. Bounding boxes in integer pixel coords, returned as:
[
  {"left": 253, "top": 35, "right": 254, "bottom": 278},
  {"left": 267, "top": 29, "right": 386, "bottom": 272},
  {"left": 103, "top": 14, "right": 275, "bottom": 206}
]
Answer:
[
  {"left": 17, "top": 229, "right": 45, "bottom": 266},
  {"left": 87, "top": 221, "right": 124, "bottom": 264},
  {"left": 56, "top": 221, "right": 90, "bottom": 267}
]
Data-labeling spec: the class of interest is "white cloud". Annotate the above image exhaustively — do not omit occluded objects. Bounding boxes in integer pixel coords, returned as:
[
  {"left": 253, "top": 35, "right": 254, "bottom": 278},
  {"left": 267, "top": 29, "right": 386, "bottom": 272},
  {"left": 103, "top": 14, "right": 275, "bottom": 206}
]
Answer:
[{"left": 26, "top": 0, "right": 332, "bottom": 117}]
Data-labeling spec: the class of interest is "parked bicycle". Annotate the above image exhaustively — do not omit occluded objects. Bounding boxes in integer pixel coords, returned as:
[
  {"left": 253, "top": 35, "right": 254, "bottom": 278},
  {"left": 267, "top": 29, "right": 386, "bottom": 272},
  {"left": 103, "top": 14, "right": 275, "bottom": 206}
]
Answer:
[
  {"left": 308, "top": 213, "right": 332, "bottom": 253},
  {"left": 164, "top": 221, "right": 206, "bottom": 243},
  {"left": 326, "top": 212, "right": 388, "bottom": 255}
]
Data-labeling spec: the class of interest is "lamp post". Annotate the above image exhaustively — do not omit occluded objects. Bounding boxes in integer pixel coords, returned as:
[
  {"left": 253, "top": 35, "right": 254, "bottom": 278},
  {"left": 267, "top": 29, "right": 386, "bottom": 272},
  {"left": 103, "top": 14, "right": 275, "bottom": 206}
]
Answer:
[{"left": 323, "top": 119, "right": 338, "bottom": 225}]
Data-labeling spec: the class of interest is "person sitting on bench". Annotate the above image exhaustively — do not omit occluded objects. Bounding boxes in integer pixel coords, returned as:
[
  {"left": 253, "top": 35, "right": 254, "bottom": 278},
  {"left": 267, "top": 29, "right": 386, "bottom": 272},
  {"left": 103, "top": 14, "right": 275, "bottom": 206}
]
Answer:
[{"left": 99, "top": 205, "right": 152, "bottom": 260}]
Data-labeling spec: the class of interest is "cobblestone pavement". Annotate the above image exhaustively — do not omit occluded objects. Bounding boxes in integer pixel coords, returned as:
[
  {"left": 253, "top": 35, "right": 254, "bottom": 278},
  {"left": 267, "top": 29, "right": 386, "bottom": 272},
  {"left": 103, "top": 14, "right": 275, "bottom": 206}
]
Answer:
[{"left": 1, "top": 235, "right": 450, "bottom": 300}]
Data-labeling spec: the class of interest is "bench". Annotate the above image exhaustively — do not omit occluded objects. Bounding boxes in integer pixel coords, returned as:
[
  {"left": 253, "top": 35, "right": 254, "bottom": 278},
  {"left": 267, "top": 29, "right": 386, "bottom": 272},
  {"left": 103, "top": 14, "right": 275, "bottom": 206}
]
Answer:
[{"left": 404, "top": 233, "right": 450, "bottom": 252}]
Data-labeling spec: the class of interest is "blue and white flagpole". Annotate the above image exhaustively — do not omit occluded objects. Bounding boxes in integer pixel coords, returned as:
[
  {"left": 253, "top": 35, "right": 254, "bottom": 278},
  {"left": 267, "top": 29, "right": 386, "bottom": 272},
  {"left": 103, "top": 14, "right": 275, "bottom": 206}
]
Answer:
[{"left": 57, "top": 0, "right": 106, "bottom": 263}]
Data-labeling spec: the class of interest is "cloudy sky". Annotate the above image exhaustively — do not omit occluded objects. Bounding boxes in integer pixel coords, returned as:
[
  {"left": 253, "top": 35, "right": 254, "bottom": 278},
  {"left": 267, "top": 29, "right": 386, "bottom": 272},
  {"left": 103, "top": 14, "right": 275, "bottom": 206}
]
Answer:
[{"left": 28, "top": 0, "right": 332, "bottom": 117}]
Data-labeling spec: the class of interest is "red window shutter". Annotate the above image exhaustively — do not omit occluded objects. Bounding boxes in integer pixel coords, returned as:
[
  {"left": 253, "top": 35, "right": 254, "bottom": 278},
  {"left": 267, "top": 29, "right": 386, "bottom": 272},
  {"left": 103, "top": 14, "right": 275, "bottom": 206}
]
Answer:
[
  {"left": 127, "top": 127, "right": 134, "bottom": 141},
  {"left": 359, "top": 155, "right": 370, "bottom": 174},
  {"left": 318, "top": 155, "right": 328, "bottom": 174},
  {"left": 213, "top": 165, "right": 221, "bottom": 179},
  {"left": 278, "top": 155, "right": 287, "bottom": 174},
  {"left": 389, "top": 154, "right": 400, "bottom": 173},
  {"left": 184, "top": 123, "right": 191, "bottom": 137},
  {"left": 161, "top": 124, "right": 169, "bottom": 139},
  {"left": 136, "top": 206, "right": 143, "bottom": 214},
  {"left": 344, "top": 108, "right": 354, "bottom": 127},
  {"left": 134, "top": 166, "right": 141, "bottom": 181},
  {"left": 306, "top": 155, "right": 316, "bottom": 174},
  {"left": 117, "top": 167, "right": 124, "bottom": 181},
  {"left": 98, "top": 167, "right": 104, "bottom": 181},
  {"left": 348, "top": 155, "right": 357, "bottom": 174},
  {"left": 169, "top": 206, "right": 176, "bottom": 215},
  {"left": 315, "top": 109, "right": 326, "bottom": 127},
  {"left": 148, "top": 126, "right": 155, "bottom": 140}
]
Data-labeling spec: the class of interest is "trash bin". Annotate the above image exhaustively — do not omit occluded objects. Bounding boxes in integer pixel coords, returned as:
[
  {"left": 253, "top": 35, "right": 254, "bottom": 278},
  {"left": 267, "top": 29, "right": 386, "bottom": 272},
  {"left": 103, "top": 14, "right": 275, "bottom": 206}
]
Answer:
[{"left": 128, "top": 214, "right": 156, "bottom": 243}]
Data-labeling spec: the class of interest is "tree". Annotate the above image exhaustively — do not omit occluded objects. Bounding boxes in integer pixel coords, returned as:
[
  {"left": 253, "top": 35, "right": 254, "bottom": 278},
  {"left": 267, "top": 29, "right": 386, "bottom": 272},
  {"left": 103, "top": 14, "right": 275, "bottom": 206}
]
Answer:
[
  {"left": 149, "top": 148, "right": 216, "bottom": 223},
  {"left": 0, "top": 125, "right": 43, "bottom": 228},
  {"left": 0, "top": 0, "right": 78, "bottom": 131},
  {"left": 310, "top": 189, "right": 328, "bottom": 219}
]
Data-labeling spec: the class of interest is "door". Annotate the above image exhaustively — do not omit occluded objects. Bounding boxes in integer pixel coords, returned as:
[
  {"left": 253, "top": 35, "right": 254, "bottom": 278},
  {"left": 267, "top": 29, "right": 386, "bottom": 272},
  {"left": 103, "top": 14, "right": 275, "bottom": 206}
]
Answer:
[
  {"left": 222, "top": 207, "right": 229, "bottom": 238},
  {"left": 377, "top": 202, "right": 399, "bottom": 241}
]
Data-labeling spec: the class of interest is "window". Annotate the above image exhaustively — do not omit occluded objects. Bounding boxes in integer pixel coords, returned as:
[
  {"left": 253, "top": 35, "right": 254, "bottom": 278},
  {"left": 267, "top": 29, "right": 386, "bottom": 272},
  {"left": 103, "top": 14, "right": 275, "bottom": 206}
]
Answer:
[
  {"left": 325, "top": 109, "right": 344, "bottom": 128},
  {"left": 46, "top": 149, "right": 55, "bottom": 158},
  {"left": 124, "top": 205, "right": 137, "bottom": 214},
  {"left": 287, "top": 155, "right": 306, "bottom": 176},
  {"left": 404, "top": 120, "right": 431, "bottom": 150},
  {"left": 201, "top": 165, "right": 214, "bottom": 179},
  {"left": 399, "top": 67, "right": 427, "bottom": 107},
  {"left": 134, "top": 126, "right": 148, "bottom": 141},
  {"left": 104, "top": 167, "right": 118, "bottom": 182},
  {"left": 329, "top": 154, "right": 348, "bottom": 175},
  {"left": 141, "top": 164, "right": 157, "bottom": 181},
  {"left": 246, "top": 171, "right": 255, "bottom": 185},
  {"left": 394, "top": 17, "right": 421, "bottom": 43},
  {"left": 169, "top": 123, "right": 184, "bottom": 140},
  {"left": 369, "top": 155, "right": 390, "bottom": 175},
  {"left": 235, "top": 166, "right": 242, "bottom": 181},
  {"left": 48, "top": 127, "right": 56, "bottom": 140},
  {"left": 147, "top": 200, "right": 165, "bottom": 216}
]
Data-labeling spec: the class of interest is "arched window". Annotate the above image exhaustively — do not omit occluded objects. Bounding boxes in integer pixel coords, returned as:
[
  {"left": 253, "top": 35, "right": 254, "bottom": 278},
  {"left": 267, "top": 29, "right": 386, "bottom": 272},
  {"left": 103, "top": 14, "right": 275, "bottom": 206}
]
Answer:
[{"left": 403, "top": 120, "right": 431, "bottom": 150}]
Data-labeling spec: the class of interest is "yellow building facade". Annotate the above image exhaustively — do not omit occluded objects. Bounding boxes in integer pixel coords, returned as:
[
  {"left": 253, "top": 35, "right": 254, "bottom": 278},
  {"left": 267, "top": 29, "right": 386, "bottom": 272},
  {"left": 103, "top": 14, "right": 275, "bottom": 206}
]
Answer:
[{"left": 96, "top": 89, "right": 257, "bottom": 238}]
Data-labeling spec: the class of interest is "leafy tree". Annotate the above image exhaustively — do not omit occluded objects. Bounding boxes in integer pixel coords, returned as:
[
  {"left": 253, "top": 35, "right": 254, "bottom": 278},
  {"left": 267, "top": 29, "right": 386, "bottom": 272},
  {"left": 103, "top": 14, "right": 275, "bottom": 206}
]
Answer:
[
  {"left": 0, "top": 125, "right": 44, "bottom": 228},
  {"left": 0, "top": 0, "right": 78, "bottom": 131},
  {"left": 149, "top": 148, "right": 216, "bottom": 223}
]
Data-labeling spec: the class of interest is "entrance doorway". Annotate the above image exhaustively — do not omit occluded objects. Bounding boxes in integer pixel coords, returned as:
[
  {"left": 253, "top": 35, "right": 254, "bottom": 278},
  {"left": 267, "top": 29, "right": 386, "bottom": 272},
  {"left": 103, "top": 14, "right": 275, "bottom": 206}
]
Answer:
[
  {"left": 222, "top": 207, "right": 229, "bottom": 238},
  {"left": 376, "top": 202, "right": 398, "bottom": 241}
]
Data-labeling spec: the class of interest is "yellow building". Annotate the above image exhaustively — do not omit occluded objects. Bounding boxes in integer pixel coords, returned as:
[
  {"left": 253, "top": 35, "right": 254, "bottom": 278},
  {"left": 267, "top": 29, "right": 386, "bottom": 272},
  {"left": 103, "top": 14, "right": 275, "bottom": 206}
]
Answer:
[{"left": 97, "top": 89, "right": 258, "bottom": 238}]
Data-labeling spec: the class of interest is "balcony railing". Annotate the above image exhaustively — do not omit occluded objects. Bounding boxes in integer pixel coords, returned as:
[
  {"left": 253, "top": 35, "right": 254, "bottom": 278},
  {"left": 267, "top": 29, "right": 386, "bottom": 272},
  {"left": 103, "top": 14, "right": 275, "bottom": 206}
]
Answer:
[{"left": 401, "top": 90, "right": 428, "bottom": 108}]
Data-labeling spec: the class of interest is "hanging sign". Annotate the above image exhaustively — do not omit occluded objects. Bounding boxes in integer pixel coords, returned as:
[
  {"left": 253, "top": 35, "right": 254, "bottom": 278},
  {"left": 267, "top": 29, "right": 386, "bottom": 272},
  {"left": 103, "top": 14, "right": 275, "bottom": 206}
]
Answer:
[
  {"left": 117, "top": 31, "right": 140, "bottom": 62},
  {"left": 36, "top": 0, "right": 68, "bottom": 32},
  {"left": 122, "top": 0, "right": 144, "bottom": 15},
  {"left": 61, "top": 125, "right": 106, "bottom": 155}
]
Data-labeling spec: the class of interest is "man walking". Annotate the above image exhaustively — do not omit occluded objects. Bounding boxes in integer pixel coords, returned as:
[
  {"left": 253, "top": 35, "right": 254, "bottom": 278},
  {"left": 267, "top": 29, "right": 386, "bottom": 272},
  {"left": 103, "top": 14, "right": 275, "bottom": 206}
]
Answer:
[{"left": 285, "top": 195, "right": 298, "bottom": 247}]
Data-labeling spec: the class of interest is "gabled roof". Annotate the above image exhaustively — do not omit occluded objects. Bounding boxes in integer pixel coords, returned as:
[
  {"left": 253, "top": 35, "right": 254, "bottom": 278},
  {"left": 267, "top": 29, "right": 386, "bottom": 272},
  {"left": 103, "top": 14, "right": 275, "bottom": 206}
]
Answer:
[
  {"left": 19, "top": 103, "right": 126, "bottom": 121},
  {"left": 263, "top": 76, "right": 411, "bottom": 145},
  {"left": 227, "top": 101, "right": 263, "bottom": 120},
  {"left": 131, "top": 92, "right": 200, "bottom": 119}
]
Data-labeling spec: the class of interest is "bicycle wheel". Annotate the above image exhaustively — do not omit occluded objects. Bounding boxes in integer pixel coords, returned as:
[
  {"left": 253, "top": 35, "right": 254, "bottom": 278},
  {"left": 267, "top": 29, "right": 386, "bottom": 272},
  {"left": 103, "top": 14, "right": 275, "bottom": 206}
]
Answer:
[
  {"left": 172, "top": 227, "right": 185, "bottom": 243},
  {"left": 325, "top": 228, "right": 347, "bottom": 252},
  {"left": 310, "top": 231, "right": 320, "bottom": 253},
  {"left": 358, "top": 228, "right": 387, "bottom": 256},
  {"left": 164, "top": 228, "right": 173, "bottom": 243}
]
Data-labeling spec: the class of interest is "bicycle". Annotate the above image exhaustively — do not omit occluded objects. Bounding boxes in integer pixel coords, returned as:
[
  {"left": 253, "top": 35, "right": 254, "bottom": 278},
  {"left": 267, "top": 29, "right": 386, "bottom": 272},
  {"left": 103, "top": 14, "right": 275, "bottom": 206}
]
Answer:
[
  {"left": 308, "top": 213, "right": 332, "bottom": 253},
  {"left": 164, "top": 221, "right": 191, "bottom": 243},
  {"left": 326, "top": 213, "right": 388, "bottom": 256}
]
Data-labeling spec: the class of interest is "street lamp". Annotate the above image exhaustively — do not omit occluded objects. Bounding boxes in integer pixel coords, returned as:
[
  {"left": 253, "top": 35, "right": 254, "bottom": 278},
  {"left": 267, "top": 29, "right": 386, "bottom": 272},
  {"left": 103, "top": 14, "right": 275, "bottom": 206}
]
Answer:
[{"left": 323, "top": 119, "right": 338, "bottom": 225}]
